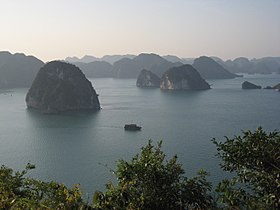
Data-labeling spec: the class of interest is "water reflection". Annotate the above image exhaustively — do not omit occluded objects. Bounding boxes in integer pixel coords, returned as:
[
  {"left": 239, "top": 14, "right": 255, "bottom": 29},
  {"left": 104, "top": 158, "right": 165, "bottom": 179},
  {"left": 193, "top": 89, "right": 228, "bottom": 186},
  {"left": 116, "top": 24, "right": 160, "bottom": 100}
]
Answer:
[
  {"left": 25, "top": 108, "right": 100, "bottom": 128},
  {"left": 24, "top": 108, "right": 109, "bottom": 194}
]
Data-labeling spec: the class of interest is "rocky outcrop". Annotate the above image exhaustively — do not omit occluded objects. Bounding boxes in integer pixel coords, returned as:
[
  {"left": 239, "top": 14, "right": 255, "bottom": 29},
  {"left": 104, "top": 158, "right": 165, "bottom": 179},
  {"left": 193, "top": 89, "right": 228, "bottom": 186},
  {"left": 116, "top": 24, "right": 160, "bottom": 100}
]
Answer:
[
  {"left": 160, "top": 64, "right": 210, "bottom": 90},
  {"left": 242, "top": 81, "right": 262, "bottom": 89},
  {"left": 26, "top": 61, "right": 100, "bottom": 113},
  {"left": 136, "top": 69, "right": 160, "bottom": 88}
]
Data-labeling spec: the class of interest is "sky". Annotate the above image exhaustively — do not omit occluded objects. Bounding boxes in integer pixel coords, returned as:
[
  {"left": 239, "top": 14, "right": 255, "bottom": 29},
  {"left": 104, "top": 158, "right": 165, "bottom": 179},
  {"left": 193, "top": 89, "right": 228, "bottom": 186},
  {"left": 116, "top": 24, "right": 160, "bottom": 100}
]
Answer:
[{"left": 0, "top": 0, "right": 280, "bottom": 62}]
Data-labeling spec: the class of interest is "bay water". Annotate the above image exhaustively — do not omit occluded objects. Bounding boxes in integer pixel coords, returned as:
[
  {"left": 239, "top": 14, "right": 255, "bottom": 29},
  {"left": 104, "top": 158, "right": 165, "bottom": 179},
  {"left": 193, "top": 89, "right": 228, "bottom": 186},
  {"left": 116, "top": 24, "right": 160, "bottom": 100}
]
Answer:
[{"left": 0, "top": 74, "right": 279, "bottom": 199}]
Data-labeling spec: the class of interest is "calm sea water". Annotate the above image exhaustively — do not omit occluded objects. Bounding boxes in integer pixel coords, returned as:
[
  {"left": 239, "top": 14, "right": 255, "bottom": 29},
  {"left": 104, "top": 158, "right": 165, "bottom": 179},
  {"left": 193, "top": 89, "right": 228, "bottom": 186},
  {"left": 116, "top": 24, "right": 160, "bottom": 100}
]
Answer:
[{"left": 0, "top": 74, "right": 280, "bottom": 198}]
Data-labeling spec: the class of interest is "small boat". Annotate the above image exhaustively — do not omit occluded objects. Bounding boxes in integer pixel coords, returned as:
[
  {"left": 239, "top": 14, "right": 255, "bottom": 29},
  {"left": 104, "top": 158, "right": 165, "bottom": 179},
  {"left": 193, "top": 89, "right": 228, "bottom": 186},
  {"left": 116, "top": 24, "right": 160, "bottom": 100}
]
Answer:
[{"left": 124, "top": 124, "right": 142, "bottom": 131}]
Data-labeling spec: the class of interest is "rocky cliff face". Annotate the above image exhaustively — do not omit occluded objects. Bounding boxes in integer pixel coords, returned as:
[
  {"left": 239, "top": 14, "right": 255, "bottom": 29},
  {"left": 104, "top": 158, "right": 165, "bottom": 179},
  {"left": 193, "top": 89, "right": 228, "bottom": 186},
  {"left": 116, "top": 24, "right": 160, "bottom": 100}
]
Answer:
[
  {"left": 160, "top": 64, "right": 210, "bottom": 90},
  {"left": 26, "top": 61, "right": 100, "bottom": 113},
  {"left": 136, "top": 69, "right": 160, "bottom": 88},
  {"left": 242, "top": 81, "right": 262, "bottom": 89}
]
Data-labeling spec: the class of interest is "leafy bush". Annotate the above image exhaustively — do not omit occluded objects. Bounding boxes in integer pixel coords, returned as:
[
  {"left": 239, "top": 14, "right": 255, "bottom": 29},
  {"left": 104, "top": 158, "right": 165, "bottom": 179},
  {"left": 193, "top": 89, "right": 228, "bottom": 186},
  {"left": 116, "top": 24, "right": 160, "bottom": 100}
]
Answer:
[
  {"left": 93, "top": 140, "right": 214, "bottom": 210},
  {"left": 0, "top": 163, "right": 88, "bottom": 209},
  {"left": 213, "top": 127, "right": 280, "bottom": 209}
]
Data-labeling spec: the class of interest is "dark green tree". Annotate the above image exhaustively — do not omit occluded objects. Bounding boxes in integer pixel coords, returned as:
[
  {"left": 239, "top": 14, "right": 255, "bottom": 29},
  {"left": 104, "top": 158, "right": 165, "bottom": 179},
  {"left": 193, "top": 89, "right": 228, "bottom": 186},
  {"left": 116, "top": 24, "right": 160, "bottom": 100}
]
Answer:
[
  {"left": 0, "top": 163, "right": 88, "bottom": 209},
  {"left": 213, "top": 127, "right": 280, "bottom": 209},
  {"left": 93, "top": 140, "right": 214, "bottom": 210}
]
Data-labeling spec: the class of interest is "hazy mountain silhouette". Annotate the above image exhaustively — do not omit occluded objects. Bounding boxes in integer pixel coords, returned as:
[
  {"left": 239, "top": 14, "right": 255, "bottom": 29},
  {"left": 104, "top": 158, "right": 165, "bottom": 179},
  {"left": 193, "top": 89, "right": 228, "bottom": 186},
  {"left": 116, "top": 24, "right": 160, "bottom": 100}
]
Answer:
[
  {"left": 113, "top": 53, "right": 183, "bottom": 78},
  {"left": 227, "top": 57, "right": 255, "bottom": 74},
  {"left": 212, "top": 56, "right": 280, "bottom": 74},
  {"left": 210, "top": 57, "right": 229, "bottom": 68},
  {"left": 65, "top": 54, "right": 136, "bottom": 64},
  {"left": 73, "top": 61, "right": 114, "bottom": 78},
  {"left": 163, "top": 55, "right": 195, "bottom": 65},
  {"left": 181, "top": 58, "right": 196, "bottom": 65},
  {"left": 101, "top": 54, "right": 136, "bottom": 64},
  {"left": 251, "top": 57, "right": 280, "bottom": 74},
  {"left": 2, "top": 51, "right": 278, "bottom": 86},
  {"left": 193, "top": 56, "right": 238, "bottom": 79},
  {"left": 65, "top": 55, "right": 99, "bottom": 63},
  {"left": 162, "top": 55, "right": 185, "bottom": 63},
  {"left": 113, "top": 57, "right": 136, "bottom": 78},
  {"left": 0, "top": 51, "right": 44, "bottom": 88},
  {"left": 67, "top": 53, "right": 280, "bottom": 76}
]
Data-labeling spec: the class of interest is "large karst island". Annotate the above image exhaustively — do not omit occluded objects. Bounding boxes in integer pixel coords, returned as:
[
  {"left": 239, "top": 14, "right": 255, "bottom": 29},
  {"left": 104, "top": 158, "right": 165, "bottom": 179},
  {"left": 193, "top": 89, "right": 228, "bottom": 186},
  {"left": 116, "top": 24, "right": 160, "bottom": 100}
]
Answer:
[
  {"left": 25, "top": 61, "right": 100, "bottom": 113},
  {"left": 160, "top": 64, "right": 211, "bottom": 90}
]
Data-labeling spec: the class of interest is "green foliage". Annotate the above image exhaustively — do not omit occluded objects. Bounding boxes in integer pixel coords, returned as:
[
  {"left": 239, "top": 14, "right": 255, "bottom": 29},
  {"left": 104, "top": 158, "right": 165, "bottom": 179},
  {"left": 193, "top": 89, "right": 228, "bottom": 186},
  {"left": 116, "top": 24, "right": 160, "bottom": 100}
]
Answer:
[
  {"left": 0, "top": 163, "right": 89, "bottom": 209},
  {"left": 213, "top": 127, "right": 280, "bottom": 209},
  {"left": 93, "top": 140, "right": 214, "bottom": 210}
]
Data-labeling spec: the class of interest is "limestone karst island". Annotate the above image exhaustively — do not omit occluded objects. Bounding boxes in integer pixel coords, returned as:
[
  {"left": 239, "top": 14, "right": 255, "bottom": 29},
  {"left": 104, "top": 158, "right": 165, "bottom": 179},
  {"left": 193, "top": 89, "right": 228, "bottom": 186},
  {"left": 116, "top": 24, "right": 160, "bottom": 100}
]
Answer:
[{"left": 25, "top": 61, "right": 100, "bottom": 113}]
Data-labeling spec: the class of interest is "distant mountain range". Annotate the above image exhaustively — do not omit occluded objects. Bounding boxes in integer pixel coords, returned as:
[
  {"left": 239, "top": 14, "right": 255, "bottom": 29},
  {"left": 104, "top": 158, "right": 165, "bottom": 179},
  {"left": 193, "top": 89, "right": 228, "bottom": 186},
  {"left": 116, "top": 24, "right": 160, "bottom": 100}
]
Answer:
[
  {"left": 212, "top": 56, "right": 280, "bottom": 74},
  {"left": 65, "top": 54, "right": 136, "bottom": 64},
  {"left": 113, "top": 53, "right": 183, "bottom": 78},
  {"left": 67, "top": 54, "right": 280, "bottom": 75},
  {"left": 1, "top": 50, "right": 279, "bottom": 89},
  {"left": 72, "top": 53, "right": 183, "bottom": 79},
  {"left": 70, "top": 53, "right": 238, "bottom": 79},
  {"left": 66, "top": 54, "right": 194, "bottom": 65},
  {"left": 73, "top": 61, "right": 114, "bottom": 78},
  {"left": 0, "top": 51, "right": 44, "bottom": 88}
]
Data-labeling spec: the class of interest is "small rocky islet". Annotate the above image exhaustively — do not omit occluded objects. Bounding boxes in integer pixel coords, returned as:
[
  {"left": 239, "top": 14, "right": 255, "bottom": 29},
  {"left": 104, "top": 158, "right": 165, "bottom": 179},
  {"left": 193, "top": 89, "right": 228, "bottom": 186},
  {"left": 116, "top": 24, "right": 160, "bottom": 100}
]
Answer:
[
  {"left": 242, "top": 81, "right": 262, "bottom": 89},
  {"left": 25, "top": 61, "right": 100, "bottom": 113},
  {"left": 242, "top": 81, "right": 280, "bottom": 91}
]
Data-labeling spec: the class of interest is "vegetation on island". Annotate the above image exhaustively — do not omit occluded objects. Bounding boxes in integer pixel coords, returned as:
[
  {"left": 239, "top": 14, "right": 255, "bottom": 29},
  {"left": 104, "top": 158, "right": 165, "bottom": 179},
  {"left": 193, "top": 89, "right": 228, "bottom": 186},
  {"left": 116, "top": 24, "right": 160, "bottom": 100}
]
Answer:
[{"left": 0, "top": 127, "right": 279, "bottom": 209}]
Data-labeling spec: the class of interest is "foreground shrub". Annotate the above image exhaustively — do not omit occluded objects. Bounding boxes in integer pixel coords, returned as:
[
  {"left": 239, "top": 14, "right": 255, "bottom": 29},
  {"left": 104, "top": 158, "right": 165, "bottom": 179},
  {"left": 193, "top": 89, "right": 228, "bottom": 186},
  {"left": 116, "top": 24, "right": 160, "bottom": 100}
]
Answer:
[
  {"left": 93, "top": 140, "right": 214, "bottom": 210},
  {"left": 0, "top": 163, "right": 88, "bottom": 209},
  {"left": 213, "top": 127, "right": 280, "bottom": 209}
]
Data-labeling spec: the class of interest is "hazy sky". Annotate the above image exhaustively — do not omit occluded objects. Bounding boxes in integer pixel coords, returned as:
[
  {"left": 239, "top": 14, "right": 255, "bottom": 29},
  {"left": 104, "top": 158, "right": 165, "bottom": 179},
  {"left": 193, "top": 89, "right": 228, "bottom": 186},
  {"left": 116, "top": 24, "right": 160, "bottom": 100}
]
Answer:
[{"left": 1, "top": 0, "right": 279, "bottom": 61}]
